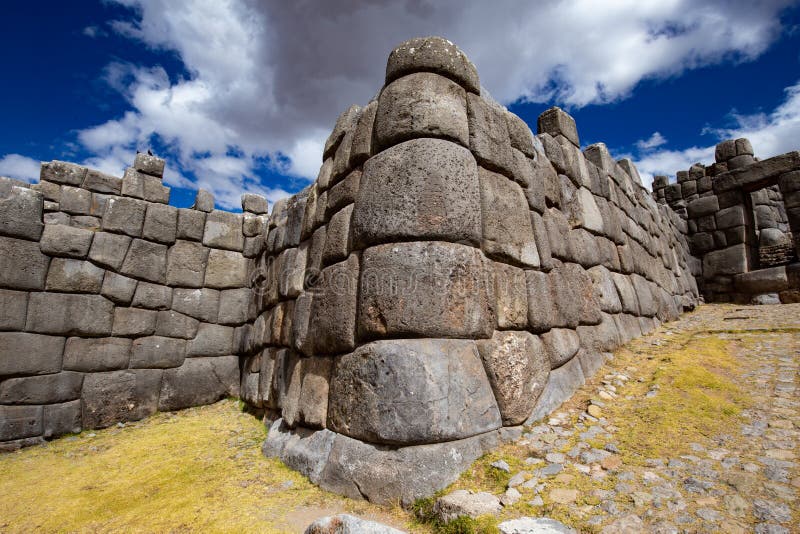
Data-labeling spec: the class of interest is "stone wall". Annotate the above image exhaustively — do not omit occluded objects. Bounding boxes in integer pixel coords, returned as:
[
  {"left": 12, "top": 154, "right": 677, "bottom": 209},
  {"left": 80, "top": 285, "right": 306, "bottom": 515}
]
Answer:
[
  {"left": 653, "top": 139, "right": 800, "bottom": 303},
  {"left": 254, "top": 37, "right": 700, "bottom": 505},
  {"left": 0, "top": 155, "right": 265, "bottom": 450}
]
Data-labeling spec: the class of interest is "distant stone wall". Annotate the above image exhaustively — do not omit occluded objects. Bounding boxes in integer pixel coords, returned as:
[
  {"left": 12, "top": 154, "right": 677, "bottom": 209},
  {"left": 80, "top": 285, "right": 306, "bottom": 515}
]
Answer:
[
  {"left": 254, "top": 37, "right": 700, "bottom": 504},
  {"left": 653, "top": 139, "right": 800, "bottom": 303},
  {"left": 0, "top": 155, "right": 267, "bottom": 450}
]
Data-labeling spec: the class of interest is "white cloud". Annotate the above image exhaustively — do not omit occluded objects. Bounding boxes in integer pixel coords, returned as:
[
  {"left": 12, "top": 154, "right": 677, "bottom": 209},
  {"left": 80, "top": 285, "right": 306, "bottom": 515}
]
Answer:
[
  {"left": 0, "top": 154, "right": 41, "bottom": 183},
  {"left": 636, "top": 132, "right": 668, "bottom": 151},
  {"left": 633, "top": 80, "right": 800, "bottom": 189},
  {"left": 53, "top": 0, "right": 798, "bottom": 206}
]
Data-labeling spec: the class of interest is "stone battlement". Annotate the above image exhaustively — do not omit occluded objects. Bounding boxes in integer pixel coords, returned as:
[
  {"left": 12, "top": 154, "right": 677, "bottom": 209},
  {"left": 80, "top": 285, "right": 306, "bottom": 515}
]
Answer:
[{"left": 2, "top": 36, "right": 798, "bottom": 505}]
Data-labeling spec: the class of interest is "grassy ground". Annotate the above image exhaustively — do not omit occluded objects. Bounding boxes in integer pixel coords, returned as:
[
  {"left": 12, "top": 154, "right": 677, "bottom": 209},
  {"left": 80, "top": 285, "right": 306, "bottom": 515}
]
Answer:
[{"left": 0, "top": 400, "right": 412, "bottom": 533}]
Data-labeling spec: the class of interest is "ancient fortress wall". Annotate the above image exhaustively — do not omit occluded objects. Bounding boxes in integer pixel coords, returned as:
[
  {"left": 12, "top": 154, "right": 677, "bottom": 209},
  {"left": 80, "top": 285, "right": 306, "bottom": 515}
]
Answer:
[
  {"left": 653, "top": 141, "right": 800, "bottom": 303},
  {"left": 0, "top": 155, "right": 264, "bottom": 449},
  {"left": 252, "top": 37, "right": 700, "bottom": 504},
  {"left": 6, "top": 36, "right": 796, "bottom": 504}
]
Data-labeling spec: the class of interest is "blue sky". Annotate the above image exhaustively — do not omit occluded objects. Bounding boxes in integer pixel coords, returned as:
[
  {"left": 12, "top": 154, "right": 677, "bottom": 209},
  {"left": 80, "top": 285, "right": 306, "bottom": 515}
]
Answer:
[{"left": 1, "top": 1, "right": 799, "bottom": 211}]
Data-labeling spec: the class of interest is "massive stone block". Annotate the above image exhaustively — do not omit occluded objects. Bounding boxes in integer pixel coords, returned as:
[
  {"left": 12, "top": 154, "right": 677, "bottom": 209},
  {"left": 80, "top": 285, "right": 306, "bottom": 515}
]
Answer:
[
  {"left": 493, "top": 261, "right": 528, "bottom": 329},
  {"left": 166, "top": 240, "right": 208, "bottom": 287},
  {"left": 374, "top": 72, "right": 469, "bottom": 151},
  {"left": 203, "top": 210, "right": 244, "bottom": 251},
  {"left": 0, "top": 236, "right": 50, "bottom": 290},
  {"left": 476, "top": 331, "right": 549, "bottom": 425},
  {"left": 88, "top": 232, "right": 131, "bottom": 270},
  {"left": 385, "top": 36, "right": 480, "bottom": 94},
  {"left": 130, "top": 336, "right": 186, "bottom": 369},
  {"left": 45, "top": 258, "right": 105, "bottom": 293},
  {"left": 172, "top": 288, "right": 220, "bottom": 323},
  {"left": 0, "top": 405, "right": 42, "bottom": 441},
  {"left": 204, "top": 249, "right": 248, "bottom": 289},
  {"left": 358, "top": 242, "right": 494, "bottom": 340},
  {"left": 310, "top": 254, "right": 359, "bottom": 355},
  {"left": 352, "top": 138, "right": 481, "bottom": 248},
  {"left": 328, "top": 338, "right": 502, "bottom": 445},
  {"left": 467, "top": 93, "right": 514, "bottom": 177},
  {"left": 120, "top": 239, "right": 168, "bottom": 284},
  {"left": 541, "top": 328, "right": 581, "bottom": 369},
  {"left": 40, "top": 160, "right": 87, "bottom": 186},
  {"left": 479, "top": 167, "right": 539, "bottom": 267},
  {"left": 159, "top": 356, "right": 239, "bottom": 411},
  {"left": 142, "top": 203, "right": 178, "bottom": 244},
  {"left": 0, "top": 289, "right": 28, "bottom": 330},
  {"left": 187, "top": 323, "right": 234, "bottom": 357},
  {"left": 63, "top": 337, "right": 131, "bottom": 372},
  {"left": 0, "top": 333, "right": 65, "bottom": 377},
  {"left": 703, "top": 244, "right": 748, "bottom": 277},
  {"left": 26, "top": 293, "right": 114, "bottom": 336},
  {"left": 81, "top": 369, "right": 162, "bottom": 429},
  {"left": 0, "top": 186, "right": 43, "bottom": 240},
  {"left": 112, "top": 307, "right": 157, "bottom": 337},
  {"left": 102, "top": 197, "right": 147, "bottom": 237}
]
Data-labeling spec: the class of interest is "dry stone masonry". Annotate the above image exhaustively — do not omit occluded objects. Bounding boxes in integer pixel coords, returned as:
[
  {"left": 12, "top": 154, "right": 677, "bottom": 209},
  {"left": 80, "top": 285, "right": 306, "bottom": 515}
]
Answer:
[{"left": 1, "top": 36, "right": 798, "bottom": 505}]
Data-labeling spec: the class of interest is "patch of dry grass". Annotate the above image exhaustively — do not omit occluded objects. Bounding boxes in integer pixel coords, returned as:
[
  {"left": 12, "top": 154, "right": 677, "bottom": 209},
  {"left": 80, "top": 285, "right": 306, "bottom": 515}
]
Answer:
[{"left": 0, "top": 400, "right": 412, "bottom": 533}]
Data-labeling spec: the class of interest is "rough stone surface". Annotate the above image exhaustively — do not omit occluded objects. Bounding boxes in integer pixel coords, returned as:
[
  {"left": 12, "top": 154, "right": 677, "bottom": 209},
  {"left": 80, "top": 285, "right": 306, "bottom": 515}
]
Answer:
[
  {"left": 120, "top": 239, "right": 167, "bottom": 284},
  {"left": 204, "top": 249, "right": 248, "bottom": 289},
  {"left": 352, "top": 138, "right": 481, "bottom": 248},
  {"left": 358, "top": 241, "right": 494, "bottom": 340},
  {"left": 26, "top": 293, "right": 114, "bottom": 336},
  {"left": 434, "top": 490, "right": 502, "bottom": 523},
  {"left": 159, "top": 356, "right": 239, "bottom": 411},
  {"left": 476, "top": 331, "right": 549, "bottom": 425},
  {"left": 102, "top": 197, "right": 147, "bottom": 237},
  {"left": 374, "top": 72, "right": 469, "bottom": 151},
  {"left": 0, "top": 236, "right": 50, "bottom": 290},
  {"left": 166, "top": 240, "right": 208, "bottom": 287},
  {"left": 203, "top": 210, "right": 244, "bottom": 251},
  {"left": 63, "top": 337, "right": 131, "bottom": 372},
  {"left": 130, "top": 336, "right": 186, "bottom": 368},
  {"left": 88, "top": 231, "right": 132, "bottom": 270},
  {"left": 538, "top": 107, "right": 580, "bottom": 148},
  {"left": 45, "top": 258, "right": 104, "bottom": 293},
  {"left": 385, "top": 36, "right": 480, "bottom": 94},
  {"left": 304, "top": 514, "right": 405, "bottom": 534},
  {"left": 329, "top": 338, "right": 502, "bottom": 444},
  {"left": 310, "top": 254, "right": 359, "bottom": 355},
  {"left": 467, "top": 93, "right": 514, "bottom": 177},
  {"left": 81, "top": 369, "right": 161, "bottom": 428}
]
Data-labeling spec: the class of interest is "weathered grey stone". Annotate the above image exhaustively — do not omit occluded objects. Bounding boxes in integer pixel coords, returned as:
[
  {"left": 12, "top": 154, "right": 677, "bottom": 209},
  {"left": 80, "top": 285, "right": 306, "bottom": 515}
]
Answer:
[
  {"left": 239, "top": 193, "right": 267, "bottom": 215},
  {"left": 735, "top": 266, "right": 789, "bottom": 293},
  {"left": 506, "top": 112, "right": 536, "bottom": 157},
  {"left": 133, "top": 153, "right": 165, "bottom": 177},
  {"left": 121, "top": 168, "right": 169, "bottom": 203},
  {"left": 332, "top": 126, "right": 356, "bottom": 183},
  {"left": 0, "top": 236, "right": 50, "bottom": 290},
  {"left": 297, "top": 357, "right": 332, "bottom": 429},
  {"left": 100, "top": 272, "right": 137, "bottom": 305},
  {"left": 130, "top": 336, "right": 186, "bottom": 368},
  {"left": 467, "top": 93, "right": 514, "bottom": 177},
  {"left": 374, "top": 72, "right": 469, "bottom": 152},
  {"left": 715, "top": 140, "right": 737, "bottom": 162},
  {"left": 588, "top": 266, "right": 623, "bottom": 313},
  {"left": 203, "top": 210, "right": 244, "bottom": 251},
  {"left": 31, "top": 179, "right": 60, "bottom": 202},
  {"left": 159, "top": 356, "right": 239, "bottom": 411},
  {"left": 326, "top": 170, "right": 360, "bottom": 216},
  {"left": 541, "top": 328, "right": 581, "bottom": 369},
  {"left": 26, "top": 293, "right": 114, "bottom": 336},
  {"left": 613, "top": 313, "right": 643, "bottom": 344},
  {"left": 322, "top": 204, "right": 353, "bottom": 266},
  {"left": 187, "top": 323, "right": 234, "bottom": 357},
  {"left": 43, "top": 400, "right": 82, "bottom": 438},
  {"left": 498, "top": 517, "right": 577, "bottom": 534},
  {"left": 358, "top": 242, "right": 494, "bottom": 340},
  {"left": 0, "top": 333, "right": 65, "bottom": 376},
  {"left": 88, "top": 231, "right": 131, "bottom": 269},
  {"left": 192, "top": 189, "right": 214, "bottom": 212},
  {"left": 538, "top": 107, "right": 579, "bottom": 148},
  {"left": 329, "top": 338, "right": 502, "bottom": 444},
  {"left": 142, "top": 203, "right": 178, "bottom": 244},
  {"left": 172, "top": 288, "right": 219, "bottom": 322},
  {"left": 81, "top": 369, "right": 162, "bottom": 428},
  {"left": 0, "top": 405, "right": 42, "bottom": 440},
  {"left": 324, "top": 105, "right": 361, "bottom": 160},
  {"left": 727, "top": 153, "right": 755, "bottom": 170},
  {"left": 243, "top": 235, "right": 264, "bottom": 258},
  {"left": 304, "top": 514, "right": 405, "bottom": 534},
  {"left": 525, "top": 270, "right": 557, "bottom": 332},
  {"left": 310, "top": 254, "right": 359, "bottom": 355},
  {"left": 480, "top": 167, "right": 539, "bottom": 267},
  {"left": 279, "top": 245, "right": 308, "bottom": 299},
  {"left": 687, "top": 196, "right": 719, "bottom": 218},
  {"left": 120, "top": 238, "right": 167, "bottom": 283},
  {"left": 703, "top": 244, "right": 748, "bottom": 277},
  {"left": 71, "top": 215, "right": 101, "bottom": 230},
  {"left": 155, "top": 310, "right": 199, "bottom": 339},
  {"left": 176, "top": 208, "right": 205, "bottom": 241},
  {"left": 526, "top": 355, "right": 586, "bottom": 424},
  {"left": 476, "top": 331, "right": 549, "bottom": 425},
  {"left": 131, "top": 281, "right": 172, "bottom": 310},
  {"left": 493, "top": 262, "right": 528, "bottom": 329},
  {"left": 112, "top": 307, "right": 157, "bottom": 337},
  {"left": 218, "top": 288, "right": 252, "bottom": 325},
  {"left": 352, "top": 138, "right": 481, "bottom": 248},
  {"left": 715, "top": 205, "right": 745, "bottom": 229},
  {"left": 349, "top": 100, "right": 377, "bottom": 167},
  {"left": 63, "top": 337, "right": 131, "bottom": 372},
  {"left": 40, "top": 160, "right": 87, "bottom": 185},
  {"left": 46, "top": 258, "right": 105, "bottom": 293},
  {"left": 166, "top": 240, "right": 208, "bottom": 287},
  {"left": 101, "top": 196, "right": 146, "bottom": 237},
  {"left": 631, "top": 274, "right": 658, "bottom": 316},
  {"left": 715, "top": 152, "right": 800, "bottom": 192},
  {"left": 59, "top": 186, "right": 91, "bottom": 214},
  {"left": 280, "top": 355, "right": 304, "bottom": 427},
  {"left": 385, "top": 36, "right": 480, "bottom": 94},
  {"left": 611, "top": 273, "right": 640, "bottom": 315},
  {"left": 530, "top": 211, "right": 553, "bottom": 271},
  {"left": 0, "top": 186, "right": 43, "bottom": 240},
  {"left": 82, "top": 169, "right": 122, "bottom": 194},
  {"left": 204, "top": 249, "right": 248, "bottom": 289},
  {"left": 434, "top": 490, "right": 502, "bottom": 523},
  {"left": 242, "top": 213, "right": 266, "bottom": 237},
  {"left": 577, "top": 313, "right": 621, "bottom": 354},
  {"left": 0, "top": 289, "right": 28, "bottom": 330}
]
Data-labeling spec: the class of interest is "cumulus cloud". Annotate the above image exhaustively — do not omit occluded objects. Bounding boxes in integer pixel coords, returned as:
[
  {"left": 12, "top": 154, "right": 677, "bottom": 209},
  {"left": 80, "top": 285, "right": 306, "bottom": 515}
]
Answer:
[
  {"left": 0, "top": 154, "right": 41, "bottom": 183},
  {"left": 636, "top": 132, "right": 668, "bottom": 151},
  {"left": 633, "top": 79, "right": 800, "bottom": 189},
  {"left": 17, "top": 0, "right": 799, "bottom": 207}
]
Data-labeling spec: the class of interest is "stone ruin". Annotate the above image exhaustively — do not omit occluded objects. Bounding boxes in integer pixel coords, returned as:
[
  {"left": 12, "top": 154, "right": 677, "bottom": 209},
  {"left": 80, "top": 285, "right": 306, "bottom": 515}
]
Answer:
[{"left": 1, "top": 36, "right": 798, "bottom": 504}]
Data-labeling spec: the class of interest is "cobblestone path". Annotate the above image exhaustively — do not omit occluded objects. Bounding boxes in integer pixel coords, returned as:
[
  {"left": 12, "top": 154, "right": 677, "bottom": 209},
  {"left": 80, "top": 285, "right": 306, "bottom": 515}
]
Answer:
[{"left": 434, "top": 303, "right": 800, "bottom": 533}]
